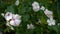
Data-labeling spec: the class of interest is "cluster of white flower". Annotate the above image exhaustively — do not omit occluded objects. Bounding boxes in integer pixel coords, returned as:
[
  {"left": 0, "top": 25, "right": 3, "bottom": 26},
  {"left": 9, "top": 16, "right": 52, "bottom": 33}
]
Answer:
[
  {"left": 32, "top": 1, "right": 55, "bottom": 26},
  {"left": 32, "top": 1, "right": 53, "bottom": 18},
  {"left": 44, "top": 9, "right": 55, "bottom": 26},
  {"left": 1, "top": 1, "right": 56, "bottom": 30},
  {"left": 32, "top": 1, "right": 45, "bottom": 12},
  {"left": 1, "top": 12, "right": 21, "bottom": 30}
]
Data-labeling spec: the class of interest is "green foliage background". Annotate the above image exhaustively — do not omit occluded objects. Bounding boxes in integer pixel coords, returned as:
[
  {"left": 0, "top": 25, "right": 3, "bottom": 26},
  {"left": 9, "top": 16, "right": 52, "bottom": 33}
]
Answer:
[{"left": 0, "top": 0, "right": 60, "bottom": 34}]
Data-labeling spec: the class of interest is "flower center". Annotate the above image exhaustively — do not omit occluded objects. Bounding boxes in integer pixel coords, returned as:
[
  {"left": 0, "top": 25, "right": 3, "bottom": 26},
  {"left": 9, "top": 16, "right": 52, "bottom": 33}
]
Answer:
[
  {"left": 13, "top": 19, "right": 15, "bottom": 20},
  {"left": 12, "top": 17, "right": 15, "bottom": 20},
  {"left": 7, "top": 13, "right": 10, "bottom": 16}
]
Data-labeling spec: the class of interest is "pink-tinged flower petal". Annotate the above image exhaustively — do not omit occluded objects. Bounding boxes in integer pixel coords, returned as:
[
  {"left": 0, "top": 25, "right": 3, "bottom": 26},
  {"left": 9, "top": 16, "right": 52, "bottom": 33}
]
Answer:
[
  {"left": 44, "top": 9, "right": 53, "bottom": 18},
  {"left": 10, "top": 19, "right": 21, "bottom": 26},
  {"left": 10, "top": 20, "right": 15, "bottom": 26},
  {"left": 32, "top": 1, "right": 40, "bottom": 12},
  {"left": 5, "top": 12, "right": 12, "bottom": 21},
  {"left": 12, "top": 14, "right": 21, "bottom": 20},
  {"left": 14, "top": 19, "right": 21, "bottom": 26}
]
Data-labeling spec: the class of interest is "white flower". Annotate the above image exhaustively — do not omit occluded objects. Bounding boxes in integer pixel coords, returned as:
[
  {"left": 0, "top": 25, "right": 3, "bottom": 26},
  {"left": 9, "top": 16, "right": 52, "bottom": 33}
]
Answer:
[
  {"left": 47, "top": 17, "right": 55, "bottom": 26},
  {"left": 44, "top": 9, "right": 53, "bottom": 18},
  {"left": 15, "top": 0, "right": 19, "bottom": 6},
  {"left": 32, "top": 1, "right": 40, "bottom": 12},
  {"left": 4, "top": 12, "right": 21, "bottom": 26},
  {"left": 3, "top": 12, "right": 22, "bottom": 30},
  {"left": 10, "top": 14, "right": 21, "bottom": 26},
  {"left": 5, "top": 12, "right": 12, "bottom": 21},
  {"left": 40, "top": 6, "right": 45, "bottom": 11},
  {"left": 27, "top": 24, "right": 35, "bottom": 29},
  {"left": 12, "top": 14, "right": 21, "bottom": 20},
  {"left": 10, "top": 19, "right": 21, "bottom": 26}
]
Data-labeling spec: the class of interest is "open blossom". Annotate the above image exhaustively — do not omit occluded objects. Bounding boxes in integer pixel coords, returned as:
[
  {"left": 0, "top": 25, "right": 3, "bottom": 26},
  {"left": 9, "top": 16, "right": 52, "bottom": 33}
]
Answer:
[
  {"left": 47, "top": 17, "right": 55, "bottom": 26},
  {"left": 27, "top": 24, "right": 35, "bottom": 29},
  {"left": 5, "top": 12, "right": 12, "bottom": 21},
  {"left": 40, "top": 6, "right": 45, "bottom": 11},
  {"left": 15, "top": 0, "right": 19, "bottom": 6},
  {"left": 4, "top": 12, "right": 21, "bottom": 28},
  {"left": 10, "top": 14, "right": 21, "bottom": 26},
  {"left": 32, "top": 1, "right": 40, "bottom": 12},
  {"left": 44, "top": 9, "right": 53, "bottom": 18},
  {"left": 10, "top": 19, "right": 21, "bottom": 26}
]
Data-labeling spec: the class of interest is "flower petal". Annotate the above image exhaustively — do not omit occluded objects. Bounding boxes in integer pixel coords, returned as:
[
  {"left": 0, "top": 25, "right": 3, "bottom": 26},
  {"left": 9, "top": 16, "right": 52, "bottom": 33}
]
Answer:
[
  {"left": 44, "top": 9, "right": 53, "bottom": 18},
  {"left": 40, "top": 6, "right": 45, "bottom": 11},
  {"left": 12, "top": 14, "right": 21, "bottom": 20},
  {"left": 5, "top": 12, "right": 12, "bottom": 21},
  {"left": 32, "top": 1, "right": 40, "bottom": 12}
]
